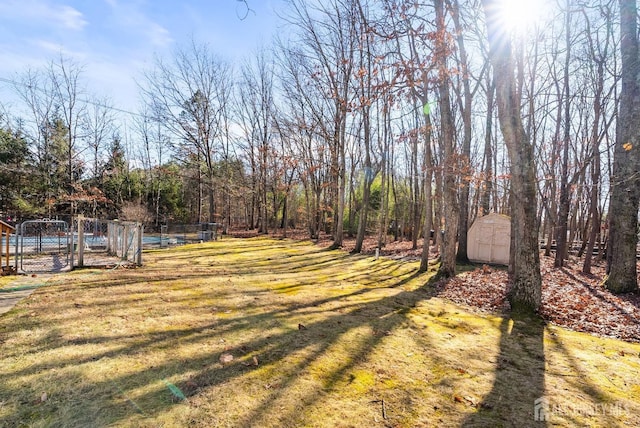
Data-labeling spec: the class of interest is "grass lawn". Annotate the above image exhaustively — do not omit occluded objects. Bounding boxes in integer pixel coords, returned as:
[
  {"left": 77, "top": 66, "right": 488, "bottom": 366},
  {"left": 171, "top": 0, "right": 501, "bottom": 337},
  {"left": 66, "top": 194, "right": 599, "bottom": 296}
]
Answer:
[{"left": 1, "top": 237, "right": 639, "bottom": 427}]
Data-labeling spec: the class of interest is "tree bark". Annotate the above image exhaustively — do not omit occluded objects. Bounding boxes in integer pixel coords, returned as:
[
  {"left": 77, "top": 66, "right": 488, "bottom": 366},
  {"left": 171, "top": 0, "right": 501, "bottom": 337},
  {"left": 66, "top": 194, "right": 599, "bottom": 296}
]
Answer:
[
  {"left": 582, "top": 9, "right": 607, "bottom": 274},
  {"left": 450, "top": 0, "right": 473, "bottom": 263},
  {"left": 605, "top": 0, "right": 640, "bottom": 293},
  {"left": 483, "top": 0, "right": 542, "bottom": 312},
  {"left": 482, "top": 78, "right": 495, "bottom": 216},
  {"left": 554, "top": 1, "right": 573, "bottom": 268},
  {"left": 436, "top": 0, "right": 458, "bottom": 278},
  {"left": 419, "top": 111, "right": 433, "bottom": 273}
]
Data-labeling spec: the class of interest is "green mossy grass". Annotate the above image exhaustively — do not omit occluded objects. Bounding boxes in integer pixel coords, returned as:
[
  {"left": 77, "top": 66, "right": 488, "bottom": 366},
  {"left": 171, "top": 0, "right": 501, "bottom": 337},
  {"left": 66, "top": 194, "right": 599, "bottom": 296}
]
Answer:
[{"left": 0, "top": 237, "right": 638, "bottom": 427}]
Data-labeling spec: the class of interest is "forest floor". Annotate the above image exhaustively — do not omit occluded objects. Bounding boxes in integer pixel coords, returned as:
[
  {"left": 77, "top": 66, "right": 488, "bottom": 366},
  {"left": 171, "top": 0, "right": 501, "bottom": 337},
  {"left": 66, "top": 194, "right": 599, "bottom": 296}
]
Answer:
[
  {"left": 0, "top": 236, "right": 639, "bottom": 427},
  {"left": 231, "top": 228, "right": 640, "bottom": 343}
]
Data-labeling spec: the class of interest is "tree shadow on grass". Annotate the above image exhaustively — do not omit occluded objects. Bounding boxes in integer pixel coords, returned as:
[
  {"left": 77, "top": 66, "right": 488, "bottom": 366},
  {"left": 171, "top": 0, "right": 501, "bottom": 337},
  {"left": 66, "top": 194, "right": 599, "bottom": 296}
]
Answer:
[
  {"left": 462, "top": 314, "right": 546, "bottom": 428},
  {"left": 0, "top": 238, "right": 576, "bottom": 427},
  {"left": 0, "top": 249, "right": 441, "bottom": 427}
]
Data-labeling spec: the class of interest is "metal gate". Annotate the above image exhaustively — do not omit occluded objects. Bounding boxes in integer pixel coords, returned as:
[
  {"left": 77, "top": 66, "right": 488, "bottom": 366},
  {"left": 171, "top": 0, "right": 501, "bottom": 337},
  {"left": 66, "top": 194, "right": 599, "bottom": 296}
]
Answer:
[
  {"left": 73, "top": 217, "right": 143, "bottom": 268},
  {"left": 19, "top": 220, "right": 71, "bottom": 273}
]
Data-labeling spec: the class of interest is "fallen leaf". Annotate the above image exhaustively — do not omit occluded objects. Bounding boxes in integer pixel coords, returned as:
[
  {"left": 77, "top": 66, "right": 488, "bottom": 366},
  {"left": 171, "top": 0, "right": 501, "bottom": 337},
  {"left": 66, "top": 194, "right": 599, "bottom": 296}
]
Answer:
[
  {"left": 298, "top": 323, "right": 307, "bottom": 330},
  {"left": 253, "top": 356, "right": 259, "bottom": 366},
  {"left": 40, "top": 392, "right": 47, "bottom": 402},
  {"left": 464, "top": 396, "right": 478, "bottom": 407},
  {"left": 219, "top": 353, "right": 234, "bottom": 364},
  {"left": 623, "top": 142, "right": 633, "bottom": 151}
]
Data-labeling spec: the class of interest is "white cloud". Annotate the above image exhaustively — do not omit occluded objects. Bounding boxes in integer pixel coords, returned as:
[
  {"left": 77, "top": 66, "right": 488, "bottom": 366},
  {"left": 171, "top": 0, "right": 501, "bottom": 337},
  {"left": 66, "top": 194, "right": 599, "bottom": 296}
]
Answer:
[
  {"left": 29, "top": 38, "right": 87, "bottom": 59},
  {"left": 103, "top": 0, "right": 173, "bottom": 48},
  {"left": 31, "top": 39, "right": 64, "bottom": 53},
  {"left": 146, "top": 22, "right": 173, "bottom": 47},
  {"left": 54, "top": 5, "right": 88, "bottom": 31},
  {"left": 0, "top": 1, "right": 87, "bottom": 31}
]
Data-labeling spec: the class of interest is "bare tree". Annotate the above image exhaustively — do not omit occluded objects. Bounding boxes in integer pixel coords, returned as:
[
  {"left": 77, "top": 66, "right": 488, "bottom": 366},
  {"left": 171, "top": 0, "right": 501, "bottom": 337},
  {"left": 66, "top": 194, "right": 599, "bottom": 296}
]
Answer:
[
  {"left": 353, "top": 0, "right": 381, "bottom": 254},
  {"left": 483, "top": 0, "right": 542, "bottom": 311},
  {"left": 141, "top": 40, "right": 233, "bottom": 223},
  {"left": 448, "top": 0, "right": 484, "bottom": 263},
  {"left": 135, "top": 105, "right": 170, "bottom": 227},
  {"left": 283, "top": 0, "right": 359, "bottom": 248},
  {"left": 276, "top": 40, "right": 333, "bottom": 239},
  {"left": 554, "top": 0, "right": 577, "bottom": 268},
  {"left": 49, "top": 55, "right": 86, "bottom": 199},
  {"left": 434, "top": 0, "right": 458, "bottom": 277},
  {"left": 236, "top": 50, "right": 276, "bottom": 233},
  {"left": 582, "top": 1, "right": 616, "bottom": 274},
  {"left": 84, "top": 96, "right": 116, "bottom": 181},
  {"left": 14, "top": 56, "right": 86, "bottom": 216},
  {"left": 605, "top": 0, "right": 639, "bottom": 293}
]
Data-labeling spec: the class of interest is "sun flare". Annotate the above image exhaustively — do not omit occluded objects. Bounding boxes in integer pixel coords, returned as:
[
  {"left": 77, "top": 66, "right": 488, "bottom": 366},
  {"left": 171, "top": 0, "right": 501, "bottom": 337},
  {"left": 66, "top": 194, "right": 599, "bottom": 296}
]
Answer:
[{"left": 497, "top": 0, "right": 546, "bottom": 33}]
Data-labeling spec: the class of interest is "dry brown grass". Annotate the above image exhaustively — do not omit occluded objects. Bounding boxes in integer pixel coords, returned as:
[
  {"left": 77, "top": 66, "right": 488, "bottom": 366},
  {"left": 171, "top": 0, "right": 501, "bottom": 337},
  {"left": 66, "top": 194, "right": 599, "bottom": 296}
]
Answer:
[{"left": 0, "top": 237, "right": 639, "bottom": 427}]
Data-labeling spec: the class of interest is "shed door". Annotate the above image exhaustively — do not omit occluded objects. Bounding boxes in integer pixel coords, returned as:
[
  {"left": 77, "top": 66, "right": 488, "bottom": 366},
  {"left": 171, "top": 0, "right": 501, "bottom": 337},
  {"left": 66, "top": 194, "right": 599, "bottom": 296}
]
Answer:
[
  {"left": 492, "top": 224, "right": 510, "bottom": 264},
  {"left": 477, "top": 224, "right": 494, "bottom": 263}
]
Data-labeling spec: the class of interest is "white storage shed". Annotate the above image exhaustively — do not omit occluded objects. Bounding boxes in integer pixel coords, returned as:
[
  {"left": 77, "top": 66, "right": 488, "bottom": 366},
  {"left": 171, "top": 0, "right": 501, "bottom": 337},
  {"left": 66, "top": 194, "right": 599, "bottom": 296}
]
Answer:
[{"left": 467, "top": 213, "right": 511, "bottom": 265}]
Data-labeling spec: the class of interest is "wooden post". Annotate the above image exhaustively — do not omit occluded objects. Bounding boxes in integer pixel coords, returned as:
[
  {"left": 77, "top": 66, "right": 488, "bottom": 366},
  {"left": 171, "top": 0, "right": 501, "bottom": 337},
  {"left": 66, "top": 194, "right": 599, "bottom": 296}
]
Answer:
[
  {"left": 136, "top": 223, "right": 143, "bottom": 266},
  {"left": 123, "top": 224, "right": 129, "bottom": 259},
  {"left": 5, "top": 229, "right": 8, "bottom": 268},
  {"left": 78, "top": 217, "right": 85, "bottom": 268},
  {"left": 1, "top": 225, "right": 4, "bottom": 269},
  {"left": 107, "top": 222, "right": 113, "bottom": 255},
  {"left": 1, "top": 221, "right": 16, "bottom": 271}
]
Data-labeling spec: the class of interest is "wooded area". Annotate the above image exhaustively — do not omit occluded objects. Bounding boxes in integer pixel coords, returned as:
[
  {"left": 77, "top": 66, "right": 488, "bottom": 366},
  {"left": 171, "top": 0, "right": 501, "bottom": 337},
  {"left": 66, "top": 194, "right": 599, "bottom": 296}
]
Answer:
[{"left": 1, "top": 0, "right": 639, "bottom": 301}]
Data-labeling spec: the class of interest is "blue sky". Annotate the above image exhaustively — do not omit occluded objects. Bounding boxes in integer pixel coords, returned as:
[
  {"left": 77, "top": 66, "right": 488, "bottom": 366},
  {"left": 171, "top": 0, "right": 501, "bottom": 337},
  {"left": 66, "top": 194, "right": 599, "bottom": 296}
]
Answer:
[{"left": 0, "top": 0, "right": 283, "bottom": 112}]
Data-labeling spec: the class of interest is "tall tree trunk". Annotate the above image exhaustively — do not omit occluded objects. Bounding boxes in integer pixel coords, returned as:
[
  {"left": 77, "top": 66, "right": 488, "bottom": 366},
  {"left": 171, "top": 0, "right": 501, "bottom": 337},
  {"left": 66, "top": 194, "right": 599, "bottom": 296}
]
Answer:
[
  {"left": 482, "top": 78, "right": 495, "bottom": 215},
  {"left": 208, "top": 175, "right": 215, "bottom": 223},
  {"left": 555, "top": 1, "right": 573, "bottom": 268},
  {"left": 411, "top": 128, "right": 420, "bottom": 250},
  {"left": 419, "top": 111, "right": 433, "bottom": 272},
  {"left": 354, "top": 105, "right": 373, "bottom": 253},
  {"left": 436, "top": 0, "right": 458, "bottom": 277},
  {"left": 582, "top": 12, "right": 606, "bottom": 274},
  {"left": 484, "top": 0, "right": 542, "bottom": 312},
  {"left": 451, "top": 0, "right": 472, "bottom": 263},
  {"left": 392, "top": 153, "right": 400, "bottom": 241},
  {"left": 605, "top": 0, "right": 640, "bottom": 293},
  {"left": 377, "top": 99, "right": 391, "bottom": 249},
  {"left": 348, "top": 166, "right": 357, "bottom": 237},
  {"left": 197, "top": 156, "right": 203, "bottom": 223},
  {"left": 332, "top": 122, "right": 347, "bottom": 248}
]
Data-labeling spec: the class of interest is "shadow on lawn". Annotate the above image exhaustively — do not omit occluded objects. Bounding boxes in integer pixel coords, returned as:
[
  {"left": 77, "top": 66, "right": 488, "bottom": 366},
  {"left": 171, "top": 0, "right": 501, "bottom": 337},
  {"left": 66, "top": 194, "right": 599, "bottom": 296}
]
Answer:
[
  {"left": 0, "top": 238, "right": 583, "bottom": 427},
  {"left": 0, "top": 240, "right": 442, "bottom": 426},
  {"left": 462, "top": 315, "right": 546, "bottom": 428}
]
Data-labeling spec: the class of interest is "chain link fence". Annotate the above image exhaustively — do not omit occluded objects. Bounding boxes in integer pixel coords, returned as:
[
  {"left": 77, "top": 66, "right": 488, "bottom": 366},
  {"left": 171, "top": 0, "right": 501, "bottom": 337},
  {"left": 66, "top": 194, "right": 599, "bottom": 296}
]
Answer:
[
  {"left": 18, "top": 220, "right": 71, "bottom": 273},
  {"left": 144, "top": 223, "right": 220, "bottom": 249},
  {"left": 4, "top": 218, "right": 143, "bottom": 274},
  {"left": 75, "top": 218, "right": 143, "bottom": 268}
]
